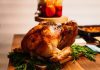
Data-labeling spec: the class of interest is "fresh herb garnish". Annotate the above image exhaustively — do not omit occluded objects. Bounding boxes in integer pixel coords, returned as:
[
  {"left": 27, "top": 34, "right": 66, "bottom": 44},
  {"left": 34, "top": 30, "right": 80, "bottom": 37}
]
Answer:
[
  {"left": 8, "top": 45, "right": 97, "bottom": 70},
  {"left": 71, "top": 44, "right": 97, "bottom": 61},
  {"left": 8, "top": 49, "right": 61, "bottom": 70}
]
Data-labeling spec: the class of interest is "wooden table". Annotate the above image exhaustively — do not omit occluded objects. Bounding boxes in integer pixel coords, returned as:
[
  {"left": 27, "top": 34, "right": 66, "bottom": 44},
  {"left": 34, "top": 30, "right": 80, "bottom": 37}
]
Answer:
[{"left": 8, "top": 34, "right": 100, "bottom": 70}]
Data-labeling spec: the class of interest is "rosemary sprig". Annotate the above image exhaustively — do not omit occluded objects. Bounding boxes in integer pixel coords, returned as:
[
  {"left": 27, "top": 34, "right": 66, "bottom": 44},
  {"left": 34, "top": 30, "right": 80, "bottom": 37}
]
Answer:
[{"left": 71, "top": 44, "right": 97, "bottom": 61}]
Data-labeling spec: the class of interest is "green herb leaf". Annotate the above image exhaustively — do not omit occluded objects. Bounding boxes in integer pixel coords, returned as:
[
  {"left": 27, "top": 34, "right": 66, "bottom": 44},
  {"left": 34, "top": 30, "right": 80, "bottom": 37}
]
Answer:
[
  {"left": 8, "top": 51, "right": 61, "bottom": 70},
  {"left": 71, "top": 44, "right": 97, "bottom": 61},
  {"left": 15, "top": 64, "right": 27, "bottom": 70}
]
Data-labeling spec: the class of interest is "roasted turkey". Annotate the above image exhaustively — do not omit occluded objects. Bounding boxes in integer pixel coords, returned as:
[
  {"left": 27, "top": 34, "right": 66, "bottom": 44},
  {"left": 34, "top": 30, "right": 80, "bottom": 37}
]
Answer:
[{"left": 21, "top": 21, "right": 78, "bottom": 63}]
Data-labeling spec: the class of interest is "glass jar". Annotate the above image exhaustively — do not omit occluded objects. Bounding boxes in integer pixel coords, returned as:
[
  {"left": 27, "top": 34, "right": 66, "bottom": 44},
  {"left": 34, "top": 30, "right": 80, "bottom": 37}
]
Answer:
[{"left": 37, "top": 0, "right": 63, "bottom": 17}]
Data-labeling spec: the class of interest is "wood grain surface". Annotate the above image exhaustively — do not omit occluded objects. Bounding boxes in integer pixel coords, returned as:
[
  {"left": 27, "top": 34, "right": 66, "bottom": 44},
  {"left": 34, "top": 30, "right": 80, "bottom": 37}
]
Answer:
[
  {"left": 35, "top": 16, "right": 68, "bottom": 23},
  {"left": 8, "top": 34, "right": 100, "bottom": 70}
]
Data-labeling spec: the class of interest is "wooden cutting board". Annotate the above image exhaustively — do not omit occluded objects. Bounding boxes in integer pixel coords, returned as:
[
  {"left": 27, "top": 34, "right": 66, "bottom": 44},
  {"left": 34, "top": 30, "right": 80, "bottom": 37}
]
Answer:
[
  {"left": 35, "top": 16, "right": 68, "bottom": 23},
  {"left": 8, "top": 34, "right": 100, "bottom": 70}
]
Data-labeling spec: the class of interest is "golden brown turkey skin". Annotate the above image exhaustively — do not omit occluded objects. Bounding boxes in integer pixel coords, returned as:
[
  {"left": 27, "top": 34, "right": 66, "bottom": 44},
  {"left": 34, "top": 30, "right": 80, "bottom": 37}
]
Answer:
[{"left": 21, "top": 21, "right": 78, "bottom": 63}]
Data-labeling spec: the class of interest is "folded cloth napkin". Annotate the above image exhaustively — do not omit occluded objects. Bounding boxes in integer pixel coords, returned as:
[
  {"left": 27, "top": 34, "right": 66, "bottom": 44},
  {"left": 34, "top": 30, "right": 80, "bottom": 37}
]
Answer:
[
  {"left": 86, "top": 44, "right": 100, "bottom": 53},
  {"left": 74, "top": 38, "right": 86, "bottom": 46},
  {"left": 94, "top": 37, "right": 100, "bottom": 41}
]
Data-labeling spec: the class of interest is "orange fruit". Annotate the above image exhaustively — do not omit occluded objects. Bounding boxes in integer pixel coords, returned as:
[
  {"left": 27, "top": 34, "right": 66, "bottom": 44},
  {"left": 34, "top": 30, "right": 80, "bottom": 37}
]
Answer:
[
  {"left": 45, "top": 5, "right": 56, "bottom": 17},
  {"left": 55, "top": 5, "right": 62, "bottom": 17}
]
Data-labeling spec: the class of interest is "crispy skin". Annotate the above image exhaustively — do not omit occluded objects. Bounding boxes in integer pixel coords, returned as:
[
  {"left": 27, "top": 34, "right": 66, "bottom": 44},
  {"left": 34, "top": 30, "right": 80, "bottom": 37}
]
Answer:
[
  {"left": 21, "top": 21, "right": 78, "bottom": 63},
  {"left": 58, "top": 21, "right": 78, "bottom": 49}
]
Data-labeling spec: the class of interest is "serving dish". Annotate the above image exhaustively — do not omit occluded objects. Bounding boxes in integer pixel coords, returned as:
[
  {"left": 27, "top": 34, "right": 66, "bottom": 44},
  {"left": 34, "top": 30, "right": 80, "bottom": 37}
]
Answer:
[{"left": 78, "top": 25, "right": 100, "bottom": 42}]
